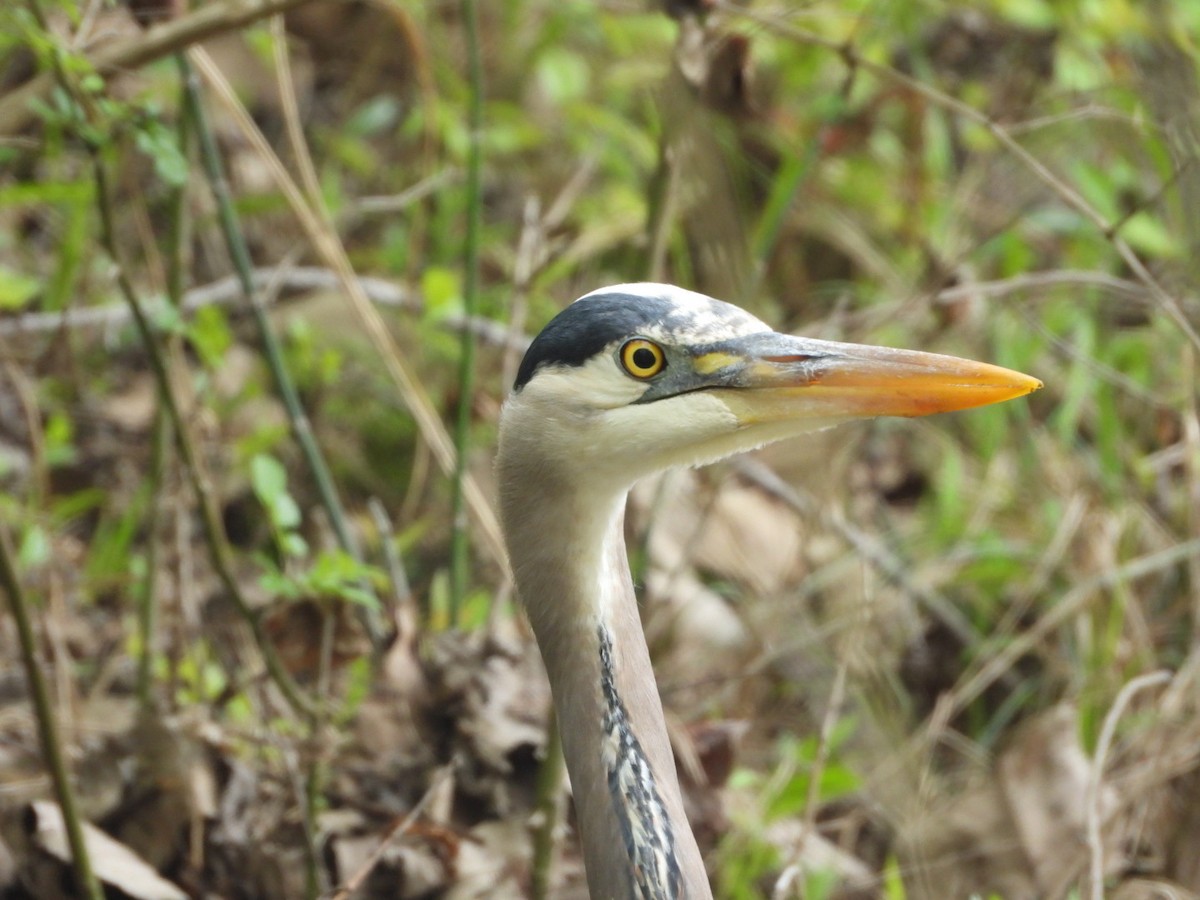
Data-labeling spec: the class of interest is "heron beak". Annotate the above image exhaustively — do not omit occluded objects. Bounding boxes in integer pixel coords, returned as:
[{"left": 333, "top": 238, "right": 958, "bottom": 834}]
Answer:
[{"left": 699, "top": 332, "right": 1042, "bottom": 424}]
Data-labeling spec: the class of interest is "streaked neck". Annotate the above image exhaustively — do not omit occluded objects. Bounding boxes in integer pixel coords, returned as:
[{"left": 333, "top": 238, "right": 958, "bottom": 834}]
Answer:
[{"left": 498, "top": 466, "right": 710, "bottom": 899}]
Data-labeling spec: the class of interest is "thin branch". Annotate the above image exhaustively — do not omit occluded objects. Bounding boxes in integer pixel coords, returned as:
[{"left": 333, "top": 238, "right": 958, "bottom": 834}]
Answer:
[
  {"left": 11, "top": 12, "right": 129, "bottom": 892},
  {"left": 0, "top": 527, "right": 104, "bottom": 900},
  {"left": 0, "top": 266, "right": 530, "bottom": 353},
  {"left": 734, "top": 457, "right": 990, "bottom": 654},
  {"left": 367, "top": 497, "right": 412, "bottom": 618},
  {"left": 325, "top": 764, "right": 455, "bottom": 900},
  {"left": 137, "top": 407, "right": 172, "bottom": 711},
  {"left": 0, "top": 268, "right": 407, "bottom": 336},
  {"left": 530, "top": 709, "right": 565, "bottom": 900},
  {"left": 269, "top": 16, "right": 323, "bottom": 211},
  {"left": 90, "top": 153, "right": 315, "bottom": 718},
  {"left": 177, "top": 42, "right": 385, "bottom": 646},
  {"left": 0, "top": 0, "right": 321, "bottom": 135},
  {"left": 932, "top": 270, "right": 1150, "bottom": 305},
  {"left": 346, "top": 170, "right": 461, "bottom": 221},
  {"left": 724, "top": 3, "right": 1200, "bottom": 353},
  {"left": 950, "top": 540, "right": 1200, "bottom": 719},
  {"left": 187, "top": 46, "right": 511, "bottom": 576},
  {"left": 137, "top": 60, "right": 192, "bottom": 712},
  {"left": 1086, "top": 670, "right": 1171, "bottom": 900},
  {"left": 449, "top": 0, "right": 485, "bottom": 620}
]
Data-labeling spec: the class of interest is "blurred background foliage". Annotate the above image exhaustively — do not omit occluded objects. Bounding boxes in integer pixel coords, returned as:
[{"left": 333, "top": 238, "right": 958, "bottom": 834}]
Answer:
[{"left": 0, "top": 0, "right": 1199, "bottom": 897}]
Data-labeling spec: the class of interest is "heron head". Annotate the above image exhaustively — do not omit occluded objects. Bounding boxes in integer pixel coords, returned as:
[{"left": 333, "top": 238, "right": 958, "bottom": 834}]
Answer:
[{"left": 499, "top": 283, "right": 1041, "bottom": 493}]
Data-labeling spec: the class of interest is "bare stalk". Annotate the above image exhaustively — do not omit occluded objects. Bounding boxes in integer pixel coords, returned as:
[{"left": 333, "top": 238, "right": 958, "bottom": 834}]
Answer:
[
  {"left": 177, "top": 51, "right": 384, "bottom": 647},
  {"left": 0, "top": 526, "right": 103, "bottom": 900},
  {"left": 187, "top": 47, "right": 510, "bottom": 576},
  {"left": 448, "top": 0, "right": 485, "bottom": 622},
  {"left": 25, "top": 0, "right": 313, "bottom": 720},
  {"left": 89, "top": 154, "right": 315, "bottom": 718},
  {"left": 530, "top": 708, "right": 565, "bottom": 900},
  {"left": 137, "top": 71, "right": 192, "bottom": 712},
  {"left": 137, "top": 410, "right": 172, "bottom": 711},
  {"left": 1086, "top": 670, "right": 1171, "bottom": 900},
  {"left": 368, "top": 496, "right": 413, "bottom": 619}
]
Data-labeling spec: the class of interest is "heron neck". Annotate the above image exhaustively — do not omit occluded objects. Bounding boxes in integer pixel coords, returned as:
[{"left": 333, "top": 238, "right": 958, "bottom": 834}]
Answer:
[{"left": 499, "top": 470, "right": 710, "bottom": 899}]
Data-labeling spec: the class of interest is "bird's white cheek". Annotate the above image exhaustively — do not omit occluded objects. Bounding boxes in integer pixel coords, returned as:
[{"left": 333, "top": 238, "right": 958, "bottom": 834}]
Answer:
[
  {"left": 591, "top": 394, "right": 740, "bottom": 476},
  {"left": 531, "top": 358, "right": 647, "bottom": 410}
]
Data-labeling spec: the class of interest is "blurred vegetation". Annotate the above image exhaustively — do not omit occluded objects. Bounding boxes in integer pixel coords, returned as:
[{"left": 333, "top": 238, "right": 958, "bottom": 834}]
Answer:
[{"left": 1, "top": 0, "right": 1198, "bottom": 897}]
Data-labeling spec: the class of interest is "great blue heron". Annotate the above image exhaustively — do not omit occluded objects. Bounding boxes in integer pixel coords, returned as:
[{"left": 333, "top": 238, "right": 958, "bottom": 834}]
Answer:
[{"left": 497, "top": 283, "right": 1041, "bottom": 899}]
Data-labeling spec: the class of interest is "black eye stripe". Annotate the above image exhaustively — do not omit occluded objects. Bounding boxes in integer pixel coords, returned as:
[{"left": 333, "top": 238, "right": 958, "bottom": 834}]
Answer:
[{"left": 512, "top": 288, "right": 766, "bottom": 391}]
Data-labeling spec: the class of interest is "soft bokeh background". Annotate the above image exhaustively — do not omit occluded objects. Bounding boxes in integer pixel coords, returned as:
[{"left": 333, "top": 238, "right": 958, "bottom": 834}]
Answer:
[{"left": 1, "top": 1, "right": 1198, "bottom": 897}]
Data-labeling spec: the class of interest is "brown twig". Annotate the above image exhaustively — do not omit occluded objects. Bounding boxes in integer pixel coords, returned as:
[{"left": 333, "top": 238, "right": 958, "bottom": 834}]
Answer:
[
  {"left": 1085, "top": 670, "right": 1171, "bottom": 900},
  {"left": 325, "top": 764, "right": 455, "bottom": 900},
  {"left": 88, "top": 152, "right": 316, "bottom": 717},
  {"left": 187, "top": 46, "right": 511, "bottom": 575},
  {"left": 950, "top": 540, "right": 1200, "bottom": 719},
  {"left": 0, "top": 0, "right": 321, "bottom": 136},
  {"left": 0, "top": 266, "right": 528, "bottom": 352},
  {"left": 734, "top": 457, "right": 987, "bottom": 651},
  {"left": 0, "top": 531, "right": 102, "bottom": 900},
  {"left": 179, "top": 46, "right": 385, "bottom": 648}
]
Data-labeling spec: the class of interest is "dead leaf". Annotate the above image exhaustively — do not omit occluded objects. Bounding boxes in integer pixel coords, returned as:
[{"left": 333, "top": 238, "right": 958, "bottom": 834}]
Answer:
[
  {"left": 901, "top": 705, "right": 1124, "bottom": 898},
  {"left": 446, "top": 819, "right": 532, "bottom": 899},
  {"left": 28, "top": 800, "right": 187, "bottom": 900},
  {"left": 765, "top": 819, "right": 876, "bottom": 896},
  {"left": 998, "top": 704, "right": 1121, "bottom": 890}
]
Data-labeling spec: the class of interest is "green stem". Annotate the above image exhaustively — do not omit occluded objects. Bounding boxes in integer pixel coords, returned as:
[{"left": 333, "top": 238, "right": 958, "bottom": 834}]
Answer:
[
  {"left": 449, "top": 0, "right": 485, "bottom": 624},
  {"left": 530, "top": 709, "right": 564, "bottom": 900},
  {"left": 0, "top": 526, "right": 104, "bottom": 900},
  {"left": 745, "top": 116, "right": 831, "bottom": 305},
  {"left": 176, "top": 52, "right": 384, "bottom": 648},
  {"left": 137, "top": 72, "right": 192, "bottom": 712},
  {"left": 136, "top": 410, "right": 171, "bottom": 712},
  {"left": 90, "top": 154, "right": 315, "bottom": 718},
  {"left": 17, "top": 9, "right": 130, "bottom": 889}
]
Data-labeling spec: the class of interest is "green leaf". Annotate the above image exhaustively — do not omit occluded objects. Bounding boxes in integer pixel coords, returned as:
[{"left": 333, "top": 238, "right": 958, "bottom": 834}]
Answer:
[
  {"left": 281, "top": 531, "right": 309, "bottom": 558},
  {"left": 260, "top": 569, "right": 301, "bottom": 599},
  {"left": 134, "top": 120, "right": 189, "bottom": 188},
  {"left": 44, "top": 412, "right": 77, "bottom": 467},
  {"left": 348, "top": 95, "right": 400, "bottom": 137},
  {"left": 535, "top": 47, "right": 590, "bottom": 105},
  {"left": 421, "top": 266, "right": 462, "bottom": 318},
  {"left": 271, "top": 491, "right": 302, "bottom": 532},
  {"left": 1120, "top": 212, "right": 1178, "bottom": 258},
  {"left": 260, "top": 549, "right": 381, "bottom": 610},
  {"left": 19, "top": 526, "right": 50, "bottom": 569},
  {"left": 308, "top": 549, "right": 381, "bottom": 608},
  {"left": 883, "top": 855, "right": 907, "bottom": 900},
  {"left": 251, "top": 452, "right": 287, "bottom": 501},
  {"left": 147, "top": 296, "right": 186, "bottom": 335},
  {"left": 0, "top": 267, "right": 40, "bottom": 310},
  {"left": 250, "top": 453, "right": 301, "bottom": 531},
  {"left": 188, "top": 305, "right": 233, "bottom": 369}
]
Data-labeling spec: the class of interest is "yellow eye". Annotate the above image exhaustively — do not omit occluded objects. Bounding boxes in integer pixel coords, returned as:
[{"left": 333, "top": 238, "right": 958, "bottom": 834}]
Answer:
[{"left": 619, "top": 339, "right": 667, "bottom": 379}]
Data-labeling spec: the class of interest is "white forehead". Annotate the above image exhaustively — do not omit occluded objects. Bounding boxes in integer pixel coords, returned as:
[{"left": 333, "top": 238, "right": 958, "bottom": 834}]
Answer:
[{"left": 576, "top": 283, "right": 770, "bottom": 345}]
